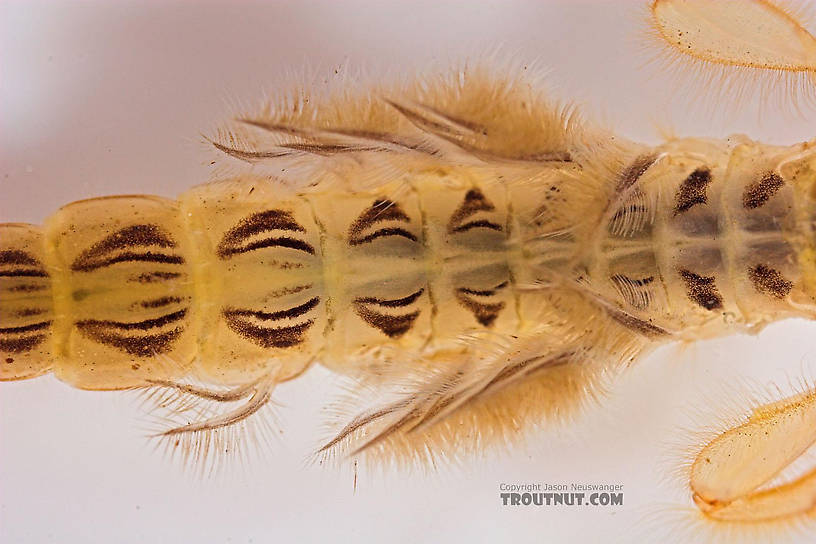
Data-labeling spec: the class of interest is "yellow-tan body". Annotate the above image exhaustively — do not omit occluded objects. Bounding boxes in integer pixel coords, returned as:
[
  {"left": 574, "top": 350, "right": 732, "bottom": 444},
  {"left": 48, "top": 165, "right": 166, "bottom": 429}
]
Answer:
[{"left": 4, "top": 4, "right": 816, "bottom": 522}]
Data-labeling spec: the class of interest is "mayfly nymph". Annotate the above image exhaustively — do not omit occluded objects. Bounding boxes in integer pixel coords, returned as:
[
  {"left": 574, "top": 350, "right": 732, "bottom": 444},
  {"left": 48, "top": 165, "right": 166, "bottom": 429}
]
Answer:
[{"left": 5, "top": 0, "right": 816, "bottom": 533}]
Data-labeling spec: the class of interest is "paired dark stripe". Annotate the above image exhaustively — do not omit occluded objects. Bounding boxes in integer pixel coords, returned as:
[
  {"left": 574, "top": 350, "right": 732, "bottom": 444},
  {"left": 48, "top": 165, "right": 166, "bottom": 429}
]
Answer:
[
  {"left": 450, "top": 220, "right": 503, "bottom": 234},
  {"left": 219, "top": 236, "right": 315, "bottom": 258},
  {"left": 0, "top": 334, "right": 47, "bottom": 354},
  {"left": 748, "top": 264, "right": 793, "bottom": 299},
  {"left": 129, "top": 271, "right": 182, "bottom": 283},
  {"left": 76, "top": 328, "right": 183, "bottom": 357},
  {"left": 74, "top": 310, "right": 187, "bottom": 356},
  {"left": 349, "top": 199, "right": 410, "bottom": 232},
  {"left": 223, "top": 318, "right": 315, "bottom": 349},
  {"left": 354, "top": 307, "right": 420, "bottom": 338},
  {"left": 455, "top": 293, "right": 505, "bottom": 327},
  {"left": 75, "top": 309, "right": 187, "bottom": 332},
  {"left": 353, "top": 290, "right": 424, "bottom": 338},
  {"left": 0, "top": 250, "right": 41, "bottom": 266},
  {"left": 265, "top": 283, "right": 313, "bottom": 298},
  {"left": 71, "top": 225, "right": 183, "bottom": 272},
  {"left": 0, "top": 320, "right": 52, "bottom": 354},
  {"left": 349, "top": 200, "right": 418, "bottom": 246},
  {"left": 73, "top": 251, "right": 184, "bottom": 272},
  {"left": 454, "top": 281, "right": 509, "bottom": 297},
  {"left": 8, "top": 284, "right": 47, "bottom": 293},
  {"left": 674, "top": 168, "right": 712, "bottom": 215},
  {"left": 0, "top": 250, "right": 49, "bottom": 277},
  {"left": 454, "top": 281, "right": 508, "bottom": 327},
  {"left": 0, "top": 268, "right": 49, "bottom": 277},
  {"left": 0, "top": 320, "right": 52, "bottom": 334},
  {"left": 355, "top": 289, "right": 424, "bottom": 308},
  {"left": 223, "top": 297, "right": 320, "bottom": 321},
  {"left": 137, "top": 296, "right": 184, "bottom": 309},
  {"left": 12, "top": 308, "right": 46, "bottom": 318},
  {"left": 221, "top": 297, "right": 320, "bottom": 348},
  {"left": 217, "top": 210, "right": 312, "bottom": 259},
  {"left": 350, "top": 227, "right": 418, "bottom": 246},
  {"left": 447, "top": 189, "right": 502, "bottom": 234},
  {"left": 743, "top": 172, "right": 784, "bottom": 209},
  {"left": 678, "top": 269, "right": 723, "bottom": 311}
]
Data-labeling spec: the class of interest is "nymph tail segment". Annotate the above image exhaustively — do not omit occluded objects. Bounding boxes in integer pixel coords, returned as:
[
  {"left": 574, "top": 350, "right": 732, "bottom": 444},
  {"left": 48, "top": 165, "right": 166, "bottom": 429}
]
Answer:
[{"left": 0, "top": 223, "right": 54, "bottom": 381}]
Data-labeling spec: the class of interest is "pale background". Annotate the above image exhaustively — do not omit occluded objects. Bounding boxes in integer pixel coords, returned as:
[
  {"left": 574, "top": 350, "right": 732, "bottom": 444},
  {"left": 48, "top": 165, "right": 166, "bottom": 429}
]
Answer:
[{"left": 2, "top": 1, "right": 815, "bottom": 543}]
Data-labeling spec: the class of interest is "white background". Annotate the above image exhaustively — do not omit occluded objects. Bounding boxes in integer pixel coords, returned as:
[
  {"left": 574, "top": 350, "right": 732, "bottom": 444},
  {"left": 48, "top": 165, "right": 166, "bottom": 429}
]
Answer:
[{"left": 2, "top": 1, "right": 816, "bottom": 543}]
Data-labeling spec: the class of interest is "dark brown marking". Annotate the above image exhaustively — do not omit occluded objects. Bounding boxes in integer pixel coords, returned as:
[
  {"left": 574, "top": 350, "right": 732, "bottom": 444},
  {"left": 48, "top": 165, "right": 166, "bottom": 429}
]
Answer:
[
  {"left": 0, "top": 319, "right": 52, "bottom": 354},
  {"left": 223, "top": 318, "right": 314, "bottom": 349},
  {"left": 129, "top": 271, "right": 182, "bottom": 283},
  {"left": 74, "top": 309, "right": 186, "bottom": 356},
  {"left": 219, "top": 237, "right": 314, "bottom": 258},
  {"left": 75, "top": 328, "right": 182, "bottom": 357},
  {"left": 73, "top": 252, "right": 184, "bottom": 272},
  {"left": 75, "top": 309, "right": 187, "bottom": 332},
  {"left": 450, "top": 189, "right": 494, "bottom": 223},
  {"left": 0, "top": 269, "right": 49, "bottom": 277},
  {"left": 7, "top": 284, "right": 47, "bottom": 293},
  {"left": 349, "top": 227, "right": 418, "bottom": 246},
  {"left": 447, "top": 189, "right": 502, "bottom": 234},
  {"left": 0, "top": 321, "right": 52, "bottom": 334},
  {"left": 0, "top": 334, "right": 47, "bottom": 353},
  {"left": 454, "top": 281, "right": 509, "bottom": 327},
  {"left": 348, "top": 200, "right": 417, "bottom": 246},
  {"left": 349, "top": 200, "right": 409, "bottom": 233},
  {"left": 72, "top": 225, "right": 181, "bottom": 272},
  {"left": 217, "top": 210, "right": 313, "bottom": 259},
  {"left": 354, "top": 306, "right": 420, "bottom": 338},
  {"left": 748, "top": 264, "right": 793, "bottom": 299},
  {"left": 137, "top": 296, "right": 184, "bottom": 309},
  {"left": 743, "top": 172, "right": 785, "bottom": 209},
  {"left": 674, "top": 168, "right": 712, "bottom": 215},
  {"left": 12, "top": 308, "right": 46, "bottom": 318},
  {"left": 678, "top": 269, "right": 723, "bottom": 310},
  {"left": 616, "top": 154, "right": 658, "bottom": 192},
  {"left": 0, "top": 250, "right": 48, "bottom": 277},
  {"left": 221, "top": 209, "right": 304, "bottom": 239},
  {"left": 355, "top": 289, "right": 424, "bottom": 308},
  {"left": 223, "top": 297, "right": 320, "bottom": 322},
  {"left": 455, "top": 293, "right": 505, "bottom": 327},
  {"left": 457, "top": 281, "right": 509, "bottom": 297},
  {"left": 450, "top": 220, "right": 503, "bottom": 234},
  {"left": 0, "top": 250, "right": 41, "bottom": 266},
  {"left": 265, "top": 283, "right": 313, "bottom": 298}
]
